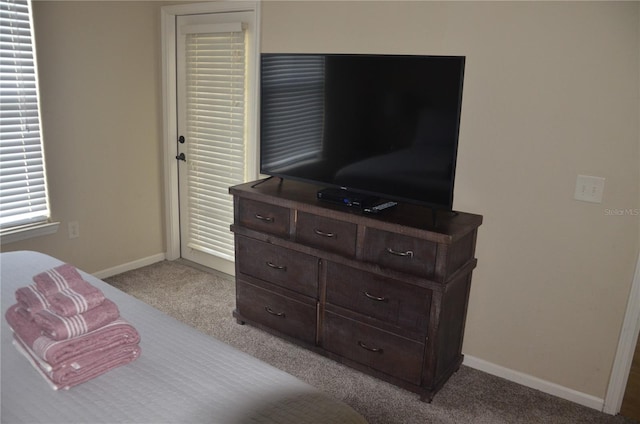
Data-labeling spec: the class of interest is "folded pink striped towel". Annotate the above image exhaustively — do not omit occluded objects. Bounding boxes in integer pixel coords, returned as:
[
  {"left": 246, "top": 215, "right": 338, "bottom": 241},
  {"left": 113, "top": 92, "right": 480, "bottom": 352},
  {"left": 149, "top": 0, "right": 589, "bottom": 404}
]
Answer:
[
  {"left": 6, "top": 304, "right": 140, "bottom": 366},
  {"left": 33, "top": 299, "right": 120, "bottom": 340},
  {"left": 33, "top": 264, "right": 87, "bottom": 297},
  {"left": 46, "top": 284, "right": 106, "bottom": 317},
  {"left": 15, "top": 285, "right": 51, "bottom": 315},
  {"left": 17, "top": 282, "right": 105, "bottom": 318},
  {"left": 13, "top": 334, "right": 141, "bottom": 390}
]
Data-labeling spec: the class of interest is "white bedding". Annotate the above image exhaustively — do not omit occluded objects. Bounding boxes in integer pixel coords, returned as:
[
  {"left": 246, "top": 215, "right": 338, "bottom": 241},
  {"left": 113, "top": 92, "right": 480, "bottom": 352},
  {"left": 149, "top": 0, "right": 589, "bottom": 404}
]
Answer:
[{"left": 1, "top": 251, "right": 367, "bottom": 424}]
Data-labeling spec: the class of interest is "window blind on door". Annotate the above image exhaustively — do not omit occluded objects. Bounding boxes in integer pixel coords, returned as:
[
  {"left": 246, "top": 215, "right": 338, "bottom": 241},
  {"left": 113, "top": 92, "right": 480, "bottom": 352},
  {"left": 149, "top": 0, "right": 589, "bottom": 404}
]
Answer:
[
  {"left": 0, "top": 0, "right": 50, "bottom": 229},
  {"left": 184, "top": 26, "right": 245, "bottom": 261}
]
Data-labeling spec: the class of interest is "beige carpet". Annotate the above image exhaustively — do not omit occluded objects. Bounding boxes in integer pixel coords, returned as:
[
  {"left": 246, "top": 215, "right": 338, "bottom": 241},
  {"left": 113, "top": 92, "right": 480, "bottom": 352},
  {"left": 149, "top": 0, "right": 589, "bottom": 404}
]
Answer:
[{"left": 105, "top": 260, "right": 636, "bottom": 424}]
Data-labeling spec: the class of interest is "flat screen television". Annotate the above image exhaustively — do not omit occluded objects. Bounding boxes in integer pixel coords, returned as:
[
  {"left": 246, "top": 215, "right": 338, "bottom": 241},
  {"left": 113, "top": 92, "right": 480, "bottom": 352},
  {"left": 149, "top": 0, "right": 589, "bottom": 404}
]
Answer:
[{"left": 259, "top": 53, "right": 465, "bottom": 211}]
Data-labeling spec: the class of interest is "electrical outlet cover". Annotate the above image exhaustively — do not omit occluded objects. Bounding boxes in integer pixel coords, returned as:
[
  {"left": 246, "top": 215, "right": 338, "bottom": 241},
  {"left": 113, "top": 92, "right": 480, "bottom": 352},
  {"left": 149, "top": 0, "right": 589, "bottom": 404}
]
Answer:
[{"left": 574, "top": 175, "right": 605, "bottom": 203}]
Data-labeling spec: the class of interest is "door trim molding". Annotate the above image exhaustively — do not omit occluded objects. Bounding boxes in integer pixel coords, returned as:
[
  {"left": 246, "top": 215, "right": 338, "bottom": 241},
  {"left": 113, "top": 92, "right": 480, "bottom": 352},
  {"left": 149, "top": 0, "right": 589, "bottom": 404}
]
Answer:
[
  {"left": 604, "top": 250, "right": 640, "bottom": 414},
  {"left": 161, "top": 1, "right": 261, "bottom": 261},
  {"left": 160, "top": 6, "right": 179, "bottom": 260}
]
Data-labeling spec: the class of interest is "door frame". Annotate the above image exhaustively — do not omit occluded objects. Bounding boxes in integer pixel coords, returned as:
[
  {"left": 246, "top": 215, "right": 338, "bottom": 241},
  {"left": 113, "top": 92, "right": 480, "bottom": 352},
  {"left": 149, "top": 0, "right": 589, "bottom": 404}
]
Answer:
[
  {"left": 604, "top": 250, "right": 640, "bottom": 414},
  {"left": 161, "top": 1, "right": 261, "bottom": 261}
]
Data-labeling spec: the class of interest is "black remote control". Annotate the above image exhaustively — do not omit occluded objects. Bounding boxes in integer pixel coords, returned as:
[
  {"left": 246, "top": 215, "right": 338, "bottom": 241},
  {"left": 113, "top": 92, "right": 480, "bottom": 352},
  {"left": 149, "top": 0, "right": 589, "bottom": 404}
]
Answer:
[{"left": 364, "top": 201, "right": 398, "bottom": 214}]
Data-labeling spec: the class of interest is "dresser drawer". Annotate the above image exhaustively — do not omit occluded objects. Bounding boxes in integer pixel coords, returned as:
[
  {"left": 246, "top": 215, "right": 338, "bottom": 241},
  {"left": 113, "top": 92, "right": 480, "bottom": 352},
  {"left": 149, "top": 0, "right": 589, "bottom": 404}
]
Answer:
[
  {"left": 296, "top": 212, "right": 357, "bottom": 257},
  {"left": 235, "top": 236, "right": 318, "bottom": 298},
  {"left": 325, "top": 262, "right": 431, "bottom": 333},
  {"left": 237, "top": 198, "right": 290, "bottom": 237},
  {"left": 322, "top": 311, "right": 424, "bottom": 385},
  {"left": 362, "top": 228, "right": 437, "bottom": 278},
  {"left": 236, "top": 280, "right": 316, "bottom": 344}
]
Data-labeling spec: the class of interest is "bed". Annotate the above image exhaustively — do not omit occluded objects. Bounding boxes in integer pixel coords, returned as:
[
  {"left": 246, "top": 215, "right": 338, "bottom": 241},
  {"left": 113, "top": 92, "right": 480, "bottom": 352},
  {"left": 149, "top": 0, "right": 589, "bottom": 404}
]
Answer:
[{"left": 1, "top": 251, "right": 368, "bottom": 424}]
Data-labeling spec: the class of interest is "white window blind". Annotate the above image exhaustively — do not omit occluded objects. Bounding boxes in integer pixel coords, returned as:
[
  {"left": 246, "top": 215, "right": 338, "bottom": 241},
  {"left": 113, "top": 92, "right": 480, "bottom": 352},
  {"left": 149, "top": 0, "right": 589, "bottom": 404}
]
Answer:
[
  {"left": 184, "top": 27, "right": 245, "bottom": 261},
  {"left": 0, "top": 0, "right": 50, "bottom": 229},
  {"left": 260, "top": 55, "right": 325, "bottom": 169}
]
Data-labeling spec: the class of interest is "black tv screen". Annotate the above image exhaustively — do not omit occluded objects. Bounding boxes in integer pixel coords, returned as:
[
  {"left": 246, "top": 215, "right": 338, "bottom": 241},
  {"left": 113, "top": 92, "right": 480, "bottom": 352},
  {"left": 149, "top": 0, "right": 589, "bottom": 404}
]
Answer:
[{"left": 259, "top": 53, "right": 465, "bottom": 211}]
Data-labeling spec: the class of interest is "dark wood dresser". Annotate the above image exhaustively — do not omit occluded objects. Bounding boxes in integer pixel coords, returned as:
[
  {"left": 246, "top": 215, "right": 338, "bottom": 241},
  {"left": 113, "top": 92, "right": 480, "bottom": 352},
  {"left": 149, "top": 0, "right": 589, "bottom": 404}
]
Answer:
[{"left": 230, "top": 178, "right": 482, "bottom": 401}]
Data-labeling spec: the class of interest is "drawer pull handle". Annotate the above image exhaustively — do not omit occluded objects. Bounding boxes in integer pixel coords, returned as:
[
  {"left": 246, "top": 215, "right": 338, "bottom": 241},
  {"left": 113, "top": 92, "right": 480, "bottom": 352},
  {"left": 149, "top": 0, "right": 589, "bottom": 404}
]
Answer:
[
  {"left": 266, "top": 261, "right": 287, "bottom": 271},
  {"left": 386, "top": 247, "right": 414, "bottom": 258},
  {"left": 265, "top": 306, "right": 286, "bottom": 318},
  {"left": 255, "top": 213, "right": 274, "bottom": 222},
  {"left": 358, "top": 341, "right": 383, "bottom": 354},
  {"left": 314, "top": 228, "right": 335, "bottom": 238},
  {"left": 363, "top": 291, "right": 387, "bottom": 302}
]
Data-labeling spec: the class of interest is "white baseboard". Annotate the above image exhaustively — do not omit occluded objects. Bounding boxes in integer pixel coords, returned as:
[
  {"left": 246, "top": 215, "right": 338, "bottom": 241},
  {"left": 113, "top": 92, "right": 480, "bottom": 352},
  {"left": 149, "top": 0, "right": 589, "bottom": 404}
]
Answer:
[
  {"left": 93, "top": 253, "right": 166, "bottom": 279},
  {"left": 463, "top": 355, "right": 605, "bottom": 412}
]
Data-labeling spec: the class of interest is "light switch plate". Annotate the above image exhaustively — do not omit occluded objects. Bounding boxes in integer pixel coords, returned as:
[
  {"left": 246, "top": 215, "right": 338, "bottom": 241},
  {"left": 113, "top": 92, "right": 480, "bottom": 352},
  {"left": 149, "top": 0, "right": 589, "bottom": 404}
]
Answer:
[
  {"left": 574, "top": 175, "right": 605, "bottom": 203},
  {"left": 68, "top": 221, "right": 80, "bottom": 239}
]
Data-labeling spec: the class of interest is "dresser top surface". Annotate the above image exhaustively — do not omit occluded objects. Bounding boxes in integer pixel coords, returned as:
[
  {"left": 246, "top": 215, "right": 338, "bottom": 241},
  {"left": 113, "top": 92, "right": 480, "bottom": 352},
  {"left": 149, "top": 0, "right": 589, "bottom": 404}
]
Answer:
[{"left": 230, "top": 178, "right": 482, "bottom": 243}]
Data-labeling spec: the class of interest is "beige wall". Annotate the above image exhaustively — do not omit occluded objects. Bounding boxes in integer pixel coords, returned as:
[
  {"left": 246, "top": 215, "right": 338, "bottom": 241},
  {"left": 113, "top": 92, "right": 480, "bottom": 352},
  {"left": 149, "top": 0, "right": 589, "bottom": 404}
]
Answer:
[
  {"left": 263, "top": 1, "right": 640, "bottom": 400},
  {"left": 2, "top": 0, "right": 638, "bottom": 402},
  {"left": 2, "top": 1, "right": 166, "bottom": 273}
]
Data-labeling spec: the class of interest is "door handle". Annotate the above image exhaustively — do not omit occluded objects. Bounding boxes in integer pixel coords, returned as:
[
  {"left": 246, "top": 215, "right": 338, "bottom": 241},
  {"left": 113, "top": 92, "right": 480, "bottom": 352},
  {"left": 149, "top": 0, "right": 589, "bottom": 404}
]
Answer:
[{"left": 176, "top": 153, "right": 186, "bottom": 161}]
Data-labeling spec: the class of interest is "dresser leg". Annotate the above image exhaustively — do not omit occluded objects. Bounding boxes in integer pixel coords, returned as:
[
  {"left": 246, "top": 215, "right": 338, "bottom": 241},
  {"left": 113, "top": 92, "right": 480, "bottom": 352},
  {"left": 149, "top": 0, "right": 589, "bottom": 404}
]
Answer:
[
  {"left": 232, "top": 309, "right": 246, "bottom": 325},
  {"left": 420, "top": 391, "right": 435, "bottom": 403}
]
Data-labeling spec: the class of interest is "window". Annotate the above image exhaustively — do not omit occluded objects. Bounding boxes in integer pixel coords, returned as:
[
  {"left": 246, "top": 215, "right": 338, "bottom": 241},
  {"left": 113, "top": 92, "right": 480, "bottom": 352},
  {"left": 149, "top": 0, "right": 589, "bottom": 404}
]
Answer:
[{"left": 0, "top": 0, "right": 55, "bottom": 242}]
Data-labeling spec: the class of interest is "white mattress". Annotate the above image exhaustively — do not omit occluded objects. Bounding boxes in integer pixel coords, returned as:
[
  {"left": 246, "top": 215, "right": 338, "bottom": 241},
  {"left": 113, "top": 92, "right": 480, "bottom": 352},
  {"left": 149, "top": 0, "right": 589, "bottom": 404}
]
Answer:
[{"left": 1, "top": 251, "right": 367, "bottom": 424}]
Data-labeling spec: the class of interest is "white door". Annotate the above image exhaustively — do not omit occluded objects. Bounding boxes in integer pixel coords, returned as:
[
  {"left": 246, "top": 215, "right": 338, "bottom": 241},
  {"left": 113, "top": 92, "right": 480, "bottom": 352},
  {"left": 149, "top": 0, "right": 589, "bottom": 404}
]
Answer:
[{"left": 175, "top": 11, "right": 257, "bottom": 275}]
